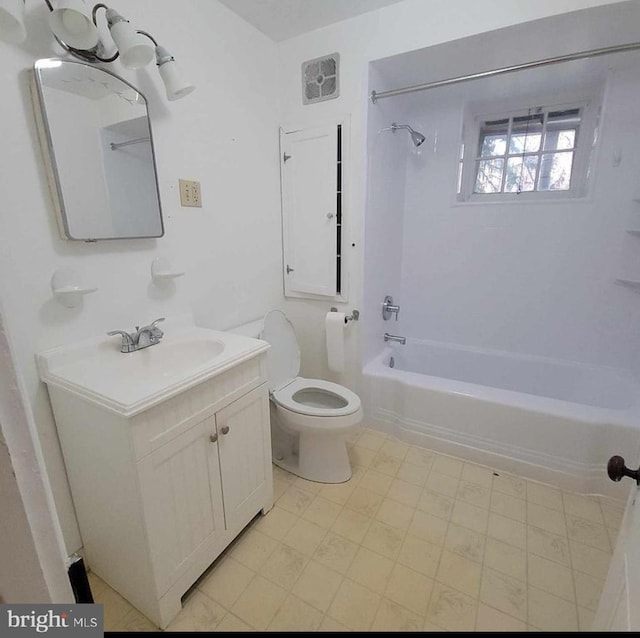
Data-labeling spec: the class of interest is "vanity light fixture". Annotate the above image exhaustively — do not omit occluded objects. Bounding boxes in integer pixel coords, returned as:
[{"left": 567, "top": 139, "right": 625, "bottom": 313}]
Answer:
[{"left": 0, "top": 0, "right": 195, "bottom": 100}]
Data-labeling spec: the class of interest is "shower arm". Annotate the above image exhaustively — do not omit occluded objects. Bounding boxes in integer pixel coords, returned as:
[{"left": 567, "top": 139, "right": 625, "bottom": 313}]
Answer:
[
  {"left": 392, "top": 123, "right": 413, "bottom": 134},
  {"left": 384, "top": 122, "right": 426, "bottom": 147}
]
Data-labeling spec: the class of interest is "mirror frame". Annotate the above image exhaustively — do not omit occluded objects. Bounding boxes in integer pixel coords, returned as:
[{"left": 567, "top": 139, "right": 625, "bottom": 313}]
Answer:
[{"left": 31, "top": 58, "right": 165, "bottom": 242}]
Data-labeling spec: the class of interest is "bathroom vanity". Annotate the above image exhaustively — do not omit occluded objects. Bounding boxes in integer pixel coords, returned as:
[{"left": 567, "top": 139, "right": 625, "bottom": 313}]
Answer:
[{"left": 37, "top": 321, "right": 273, "bottom": 628}]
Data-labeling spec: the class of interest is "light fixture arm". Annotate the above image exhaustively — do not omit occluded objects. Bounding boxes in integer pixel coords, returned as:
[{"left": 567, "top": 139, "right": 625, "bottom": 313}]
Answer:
[
  {"left": 89, "top": 3, "right": 118, "bottom": 62},
  {"left": 136, "top": 30, "right": 158, "bottom": 47}
]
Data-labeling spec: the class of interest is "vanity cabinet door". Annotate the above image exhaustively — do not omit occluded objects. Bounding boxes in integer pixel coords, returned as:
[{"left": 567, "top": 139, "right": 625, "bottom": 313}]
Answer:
[
  {"left": 216, "top": 384, "right": 272, "bottom": 533},
  {"left": 137, "top": 414, "right": 225, "bottom": 596}
]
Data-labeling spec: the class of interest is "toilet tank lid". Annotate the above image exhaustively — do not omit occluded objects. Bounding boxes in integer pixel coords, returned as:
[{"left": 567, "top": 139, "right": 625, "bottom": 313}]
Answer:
[{"left": 260, "top": 310, "right": 300, "bottom": 391}]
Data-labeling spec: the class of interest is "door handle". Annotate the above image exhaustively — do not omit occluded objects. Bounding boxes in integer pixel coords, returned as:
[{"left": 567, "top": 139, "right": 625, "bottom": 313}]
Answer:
[
  {"left": 607, "top": 455, "right": 640, "bottom": 485},
  {"left": 209, "top": 433, "right": 218, "bottom": 443},
  {"left": 286, "top": 265, "right": 294, "bottom": 274},
  {"left": 220, "top": 425, "right": 230, "bottom": 435}
]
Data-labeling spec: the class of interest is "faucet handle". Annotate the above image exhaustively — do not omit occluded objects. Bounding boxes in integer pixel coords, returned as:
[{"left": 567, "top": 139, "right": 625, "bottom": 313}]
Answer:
[
  {"left": 382, "top": 295, "right": 400, "bottom": 321},
  {"left": 148, "top": 317, "right": 165, "bottom": 339},
  {"left": 107, "top": 330, "right": 135, "bottom": 352},
  {"left": 107, "top": 329, "right": 132, "bottom": 340}
]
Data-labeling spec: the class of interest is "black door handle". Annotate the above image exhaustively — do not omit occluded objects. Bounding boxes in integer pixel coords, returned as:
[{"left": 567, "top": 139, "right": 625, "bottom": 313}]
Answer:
[{"left": 607, "top": 455, "right": 640, "bottom": 485}]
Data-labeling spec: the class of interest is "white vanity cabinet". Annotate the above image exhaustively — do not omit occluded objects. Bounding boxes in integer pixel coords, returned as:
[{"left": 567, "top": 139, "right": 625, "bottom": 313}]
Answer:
[
  {"left": 37, "top": 326, "right": 273, "bottom": 629},
  {"left": 137, "top": 384, "right": 270, "bottom": 601}
]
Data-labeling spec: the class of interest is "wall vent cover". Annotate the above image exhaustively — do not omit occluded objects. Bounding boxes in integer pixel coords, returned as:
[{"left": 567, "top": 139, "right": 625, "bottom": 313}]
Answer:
[{"left": 302, "top": 53, "right": 340, "bottom": 105}]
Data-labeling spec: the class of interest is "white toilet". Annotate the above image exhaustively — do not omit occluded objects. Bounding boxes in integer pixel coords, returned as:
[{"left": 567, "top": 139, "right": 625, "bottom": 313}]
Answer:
[{"left": 261, "top": 310, "right": 362, "bottom": 483}]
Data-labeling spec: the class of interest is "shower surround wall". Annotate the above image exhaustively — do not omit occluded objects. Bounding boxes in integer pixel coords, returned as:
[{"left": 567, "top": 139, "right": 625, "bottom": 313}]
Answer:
[
  {"left": 361, "top": 76, "right": 408, "bottom": 366},
  {"left": 382, "top": 60, "right": 640, "bottom": 371}
]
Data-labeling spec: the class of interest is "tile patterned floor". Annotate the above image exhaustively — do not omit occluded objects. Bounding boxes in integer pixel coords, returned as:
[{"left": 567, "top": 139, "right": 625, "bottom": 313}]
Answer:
[{"left": 91, "top": 426, "right": 624, "bottom": 632}]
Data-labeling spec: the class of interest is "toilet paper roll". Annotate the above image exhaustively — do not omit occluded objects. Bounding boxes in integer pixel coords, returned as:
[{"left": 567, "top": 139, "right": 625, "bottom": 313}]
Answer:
[{"left": 325, "top": 312, "right": 346, "bottom": 373}]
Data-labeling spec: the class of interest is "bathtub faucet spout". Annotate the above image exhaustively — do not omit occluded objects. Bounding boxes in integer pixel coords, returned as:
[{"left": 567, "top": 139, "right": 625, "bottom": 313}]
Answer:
[{"left": 384, "top": 333, "right": 406, "bottom": 345}]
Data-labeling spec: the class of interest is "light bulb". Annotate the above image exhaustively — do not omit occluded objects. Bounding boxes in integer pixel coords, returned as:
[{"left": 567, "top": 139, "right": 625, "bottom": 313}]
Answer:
[
  {"left": 61, "top": 9, "right": 88, "bottom": 35},
  {"left": 49, "top": 0, "right": 99, "bottom": 50}
]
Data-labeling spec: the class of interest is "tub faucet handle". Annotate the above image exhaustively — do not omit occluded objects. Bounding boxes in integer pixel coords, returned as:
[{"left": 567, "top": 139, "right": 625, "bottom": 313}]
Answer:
[{"left": 382, "top": 295, "right": 400, "bottom": 321}]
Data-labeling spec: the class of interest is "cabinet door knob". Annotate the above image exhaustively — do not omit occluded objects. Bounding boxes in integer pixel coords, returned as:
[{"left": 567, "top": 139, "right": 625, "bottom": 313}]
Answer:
[
  {"left": 220, "top": 425, "right": 230, "bottom": 435},
  {"left": 209, "top": 433, "right": 218, "bottom": 443}
]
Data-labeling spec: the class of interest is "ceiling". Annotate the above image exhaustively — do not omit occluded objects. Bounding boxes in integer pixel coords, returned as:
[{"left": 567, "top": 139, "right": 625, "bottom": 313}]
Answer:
[{"left": 218, "top": 0, "right": 406, "bottom": 42}]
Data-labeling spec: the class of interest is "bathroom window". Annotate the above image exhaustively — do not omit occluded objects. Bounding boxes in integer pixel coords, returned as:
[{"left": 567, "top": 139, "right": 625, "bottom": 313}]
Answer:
[{"left": 458, "top": 99, "right": 598, "bottom": 202}]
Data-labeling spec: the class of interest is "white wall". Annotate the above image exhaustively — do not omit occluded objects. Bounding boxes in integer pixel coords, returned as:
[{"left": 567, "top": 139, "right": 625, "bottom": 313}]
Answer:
[
  {"left": 0, "top": 0, "right": 282, "bottom": 554},
  {"left": 277, "top": 0, "right": 625, "bottom": 390}
]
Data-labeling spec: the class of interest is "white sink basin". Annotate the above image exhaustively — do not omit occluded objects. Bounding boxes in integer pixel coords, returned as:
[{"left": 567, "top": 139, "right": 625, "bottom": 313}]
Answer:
[
  {"left": 37, "top": 322, "right": 269, "bottom": 416},
  {"left": 108, "top": 338, "right": 226, "bottom": 378}
]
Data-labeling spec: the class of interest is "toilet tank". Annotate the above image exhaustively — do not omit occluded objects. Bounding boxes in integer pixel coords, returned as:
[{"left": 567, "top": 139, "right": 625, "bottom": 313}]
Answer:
[{"left": 227, "top": 318, "right": 263, "bottom": 339}]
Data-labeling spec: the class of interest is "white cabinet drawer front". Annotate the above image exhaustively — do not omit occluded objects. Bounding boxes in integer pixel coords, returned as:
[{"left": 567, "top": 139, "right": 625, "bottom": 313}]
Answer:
[
  {"left": 138, "top": 415, "right": 225, "bottom": 596},
  {"left": 132, "top": 355, "right": 266, "bottom": 460}
]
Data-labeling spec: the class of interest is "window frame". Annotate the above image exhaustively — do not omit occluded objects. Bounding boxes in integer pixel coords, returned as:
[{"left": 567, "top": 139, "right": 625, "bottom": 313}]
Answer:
[{"left": 457, "top": 95, "right": 600, "bottom": 203}]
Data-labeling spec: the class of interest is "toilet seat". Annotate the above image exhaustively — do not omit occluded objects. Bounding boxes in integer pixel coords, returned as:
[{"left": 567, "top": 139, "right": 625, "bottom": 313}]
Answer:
[
  {"left": 272, "top": 377, "right": 361, "bottom": 418},
  {"left": 261, "top": 310, "right": 361, "bottom": 418}
]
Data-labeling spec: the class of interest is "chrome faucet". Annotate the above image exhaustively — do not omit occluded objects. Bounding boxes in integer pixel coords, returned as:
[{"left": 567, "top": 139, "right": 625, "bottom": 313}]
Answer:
[
  {"left": 382, "top": 295, "right": 400, "bottom": 321},
  {"left": 384, "top": 333, "right": 406, "bottom": 345},
  {"left": 134, "top": 318, "right": 165, "bottom": 349},
  {"left": 107, "top": 318, "right": 165, "bottom": 353}
]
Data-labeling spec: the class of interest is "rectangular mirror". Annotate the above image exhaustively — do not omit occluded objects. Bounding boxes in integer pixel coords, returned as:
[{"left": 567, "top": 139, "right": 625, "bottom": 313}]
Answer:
[{"left": 32, "top": 58, "right": 164, "bottom": 241}]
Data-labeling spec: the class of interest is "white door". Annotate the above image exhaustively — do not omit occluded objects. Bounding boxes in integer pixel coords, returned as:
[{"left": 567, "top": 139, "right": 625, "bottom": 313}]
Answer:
[
  {"left": 594, "top": 455, "right": 640, "bottom": 630},
  {"left": 280, "top": 124, "right": 338, "bottom": 297}
]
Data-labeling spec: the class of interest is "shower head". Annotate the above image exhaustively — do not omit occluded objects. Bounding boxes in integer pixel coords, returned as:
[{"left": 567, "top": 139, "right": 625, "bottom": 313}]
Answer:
[{"left": 391, "top": 122, "right": 425, "bottom": 147}]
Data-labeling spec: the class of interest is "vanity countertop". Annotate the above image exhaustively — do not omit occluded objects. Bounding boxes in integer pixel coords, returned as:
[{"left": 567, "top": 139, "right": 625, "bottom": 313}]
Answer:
[{"left": 36, "top": 321, "right": 269, "bottom": 416}]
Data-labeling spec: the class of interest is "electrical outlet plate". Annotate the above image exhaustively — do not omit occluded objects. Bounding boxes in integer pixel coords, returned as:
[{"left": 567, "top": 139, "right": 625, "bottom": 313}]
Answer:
[{"left": 179, "top": 179, "right": 202, "bottom": 207}]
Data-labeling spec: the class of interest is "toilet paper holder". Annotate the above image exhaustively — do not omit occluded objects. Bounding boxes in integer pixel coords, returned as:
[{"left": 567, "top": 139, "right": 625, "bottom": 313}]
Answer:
[{"left": 330, "top": 307, "right": 360, "bottom": 323}]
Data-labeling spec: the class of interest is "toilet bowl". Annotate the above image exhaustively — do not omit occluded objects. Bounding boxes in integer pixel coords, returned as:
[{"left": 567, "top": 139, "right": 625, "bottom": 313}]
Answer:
[{"left": 261, "top": 310, "right": 362, "bottom": 483}]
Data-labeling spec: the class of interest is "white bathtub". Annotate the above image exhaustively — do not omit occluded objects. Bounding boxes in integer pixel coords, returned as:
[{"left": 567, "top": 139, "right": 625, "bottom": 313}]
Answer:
[{"left": 362, "top": 340, "right": 640, "bottom": 495}]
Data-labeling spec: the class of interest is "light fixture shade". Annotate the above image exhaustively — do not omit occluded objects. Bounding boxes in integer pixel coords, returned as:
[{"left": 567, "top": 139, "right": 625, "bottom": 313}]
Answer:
[
  {"left": 49, "top": 0, "right": 99, "bottom": 50},
  {"left": 0, "top": 0, "right": 26, "bottom": 44},
  {"left": 106, "top": 8, "right": 154, "bottom": 69},
  {"left": 156, "top": 46, "right": 195, "bottom": 101}
]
